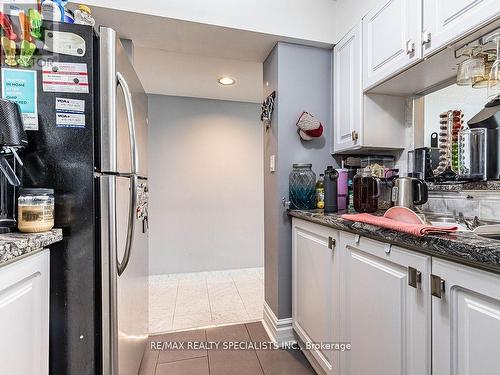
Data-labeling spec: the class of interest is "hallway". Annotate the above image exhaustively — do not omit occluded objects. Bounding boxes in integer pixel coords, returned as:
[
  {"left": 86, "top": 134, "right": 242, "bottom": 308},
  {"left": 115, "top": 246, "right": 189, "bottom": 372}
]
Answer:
[{"left": 149, "top": 268, "right": 264, "bottom": 333}]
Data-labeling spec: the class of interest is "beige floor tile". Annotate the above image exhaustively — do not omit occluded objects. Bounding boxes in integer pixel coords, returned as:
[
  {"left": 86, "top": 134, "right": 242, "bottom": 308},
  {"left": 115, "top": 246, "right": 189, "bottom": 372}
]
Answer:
[{"left": 172, "top": 312, "right": 213, "bottom": 331}]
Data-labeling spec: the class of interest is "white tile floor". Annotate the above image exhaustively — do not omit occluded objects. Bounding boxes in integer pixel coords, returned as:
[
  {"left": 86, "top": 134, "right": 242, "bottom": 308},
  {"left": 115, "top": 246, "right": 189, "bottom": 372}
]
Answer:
[{"left": 149, "top": 267, "right": 264, "bottom": 333}]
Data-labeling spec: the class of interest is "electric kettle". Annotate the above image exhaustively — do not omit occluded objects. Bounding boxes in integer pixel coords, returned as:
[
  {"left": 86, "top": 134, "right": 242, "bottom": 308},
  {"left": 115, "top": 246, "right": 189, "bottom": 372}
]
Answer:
[{"left": 391, "top": 177, "right": 428, "bottom": 209}]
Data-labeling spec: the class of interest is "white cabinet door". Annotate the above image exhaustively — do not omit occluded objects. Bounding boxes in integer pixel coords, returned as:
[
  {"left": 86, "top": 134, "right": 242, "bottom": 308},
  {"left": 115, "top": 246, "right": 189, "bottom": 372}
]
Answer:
[
  {"left": 363, "top": 0, "right": 422, "bottom": 90},
  {"left": 423, "top": 0, "right": 500, "bottom": 57},
  {"left": 0, "top": 250, "right": 49, "bottom": 375},
  {"left": 340, "top": 233, "right": 431, "bottom": 375},
  {"left": 333, "top": 22, "right": 363, "bottom": 153},
  {"left": 292, "top": 219, "right": 340, "bottom": 375},
  {"left": 432, "top": 259, "right": 500, "bottom": 375}
]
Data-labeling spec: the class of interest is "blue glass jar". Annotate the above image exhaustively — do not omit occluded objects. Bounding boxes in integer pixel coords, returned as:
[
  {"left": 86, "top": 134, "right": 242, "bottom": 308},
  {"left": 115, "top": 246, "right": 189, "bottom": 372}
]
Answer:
[{"left": 289, "top": 164, "right": 316, "bottom": 210}]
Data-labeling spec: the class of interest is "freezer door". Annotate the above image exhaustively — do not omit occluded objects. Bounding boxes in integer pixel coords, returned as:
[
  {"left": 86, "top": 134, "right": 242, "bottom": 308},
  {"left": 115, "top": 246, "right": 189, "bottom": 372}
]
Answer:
[
  {"left": 116, "top": 175, "right": 149, "bottom": 375},
  {"left": 100, "top": 175, "right": 149, "bottom": 375},
  {"left": 99, "top": 27, "right": 148, "bottom": 177}
]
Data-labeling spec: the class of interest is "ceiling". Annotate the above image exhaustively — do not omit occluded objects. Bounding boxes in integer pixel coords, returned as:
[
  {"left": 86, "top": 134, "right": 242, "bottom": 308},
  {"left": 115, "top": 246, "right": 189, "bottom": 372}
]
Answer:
[{"left": 82, "top": 5, "right": 332, "bottom": 102}]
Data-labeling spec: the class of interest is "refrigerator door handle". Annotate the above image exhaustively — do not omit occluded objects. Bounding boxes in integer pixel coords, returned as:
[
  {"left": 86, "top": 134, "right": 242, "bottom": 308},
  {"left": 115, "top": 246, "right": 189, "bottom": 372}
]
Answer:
[
  {"left": 116, "top": 71, "right": 139, "bottom": 175},
  {"left": 117, "top": 175, "right": 138, "bottom": 276}
]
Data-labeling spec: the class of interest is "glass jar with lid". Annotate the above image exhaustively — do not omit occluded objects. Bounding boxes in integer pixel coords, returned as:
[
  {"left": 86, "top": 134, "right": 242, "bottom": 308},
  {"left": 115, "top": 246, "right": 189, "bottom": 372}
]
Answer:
[
  {"left": 289, "top": 164, "right": 316, "bottom": 210},
  {"left": 18, "top": 188, "right": 55, "bottom": 233}
]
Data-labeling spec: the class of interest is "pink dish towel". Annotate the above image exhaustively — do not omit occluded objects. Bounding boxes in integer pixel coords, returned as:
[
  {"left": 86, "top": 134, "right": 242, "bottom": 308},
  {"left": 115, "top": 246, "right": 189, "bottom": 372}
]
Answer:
[{"left": 341, "top": 213, "right": 458, "bottom": 237}]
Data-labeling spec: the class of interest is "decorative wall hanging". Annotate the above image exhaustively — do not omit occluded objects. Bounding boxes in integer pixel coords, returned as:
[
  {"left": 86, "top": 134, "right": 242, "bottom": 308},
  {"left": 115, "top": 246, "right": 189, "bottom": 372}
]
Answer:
[
  {"left": 296, "top": 111, "right": 324, "bottom": 141},
  {"left": 261, "top": 91, "right": 275, "bottom": 131}
]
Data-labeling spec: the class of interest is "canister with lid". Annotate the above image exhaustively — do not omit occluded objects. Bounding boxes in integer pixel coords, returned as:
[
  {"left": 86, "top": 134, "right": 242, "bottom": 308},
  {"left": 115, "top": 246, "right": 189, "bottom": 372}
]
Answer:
[{"left": 18, "top": 188, "right": 55, "bottom": 233}]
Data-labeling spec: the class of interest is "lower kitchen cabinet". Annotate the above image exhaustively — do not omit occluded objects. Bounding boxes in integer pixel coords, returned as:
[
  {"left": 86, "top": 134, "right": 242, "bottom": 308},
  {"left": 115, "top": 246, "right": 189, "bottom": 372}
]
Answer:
[
  {"left": 292, "top": 219, "right": 500, "bottom": 375},
  {"left": 340, "top": 233, "right": 431, "bottom": 375},
  {"left": 0, "top": 250, "right": 49, "bottom": 375},
  {"left": 431, "top": 258, "right": 500, "bottom": 375},
  {"left": 292, "top": 219, "right": 340, "bottom": 375}
]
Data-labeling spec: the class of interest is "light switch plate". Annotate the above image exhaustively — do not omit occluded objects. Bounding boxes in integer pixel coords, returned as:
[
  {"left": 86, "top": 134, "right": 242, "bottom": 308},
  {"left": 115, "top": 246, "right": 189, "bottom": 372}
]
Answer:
[{"left": 270, "top": 155, "right": 276, "bottom": 173}]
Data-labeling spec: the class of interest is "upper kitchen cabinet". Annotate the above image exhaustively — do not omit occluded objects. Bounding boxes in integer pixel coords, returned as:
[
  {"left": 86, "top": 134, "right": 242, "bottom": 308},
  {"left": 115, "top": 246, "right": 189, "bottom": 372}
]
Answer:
[
  {"left": 333, "top": 22, "right": 406, "bottom": 154},
  {"left": 362, "top": 0, "right": 422, "bottom": 90},
  {"left": 333, "top": 22, "right": 363, "bottom": 152},
  {"left": 423, "top": 0, "right": 500, "bottom": 57}
]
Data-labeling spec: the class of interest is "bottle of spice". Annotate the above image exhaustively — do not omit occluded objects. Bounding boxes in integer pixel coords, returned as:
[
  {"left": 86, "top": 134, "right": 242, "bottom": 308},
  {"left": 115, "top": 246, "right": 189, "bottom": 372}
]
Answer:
[{"left": 18, "top": 188, "right": 55, "bottom": 233}]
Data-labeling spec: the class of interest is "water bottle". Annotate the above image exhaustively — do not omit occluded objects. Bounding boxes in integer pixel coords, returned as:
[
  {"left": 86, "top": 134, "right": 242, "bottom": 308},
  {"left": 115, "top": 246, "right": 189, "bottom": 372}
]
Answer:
[{"left": 324, "top": 166, "right": 339, "bottom": 213}]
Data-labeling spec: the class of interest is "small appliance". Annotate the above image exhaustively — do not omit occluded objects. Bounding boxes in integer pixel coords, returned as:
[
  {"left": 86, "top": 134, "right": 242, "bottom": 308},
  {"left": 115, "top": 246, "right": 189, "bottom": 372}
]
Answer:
[
  {"left": 464, "top": 97, "right": 500, "bottom": 179},
  {"left": 0, "top": 99, "right": 28, "bottom": 232},
  {"left": 407, "top": 147, "right": 440, "bottom": 180},
  {"left": 391, "top": 177, "right": 428, "bottom": 209}
]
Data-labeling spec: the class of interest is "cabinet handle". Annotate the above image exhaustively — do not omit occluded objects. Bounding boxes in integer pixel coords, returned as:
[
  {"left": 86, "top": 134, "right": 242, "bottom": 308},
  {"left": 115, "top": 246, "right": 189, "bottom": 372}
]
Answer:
[
  {"left": 406, "top": 39, "right": 415, "bottom": 54},
  {"left": 328, "top": 236, "right": 336, "bottom": 250},
  {"left": 408, "top": 267, "right": 422, "bottom": 288},
  {"left": 422, "top": 30, "right": 431, "bottom": 44},
  {"left": 431, "top": 274, "right": 445, "bottom": 298},
  {"left": 354, "top": 234, "right": 361, "bottom": 244},
  {"left": 351, "top": 130, "right": 358, "bottom": 141}
]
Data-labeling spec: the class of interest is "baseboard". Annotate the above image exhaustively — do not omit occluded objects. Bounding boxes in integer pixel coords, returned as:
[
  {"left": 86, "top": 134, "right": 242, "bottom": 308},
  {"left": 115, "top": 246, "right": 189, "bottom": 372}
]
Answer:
[{"left": 262, "top": 301, "right": 295, "bottom": 345}]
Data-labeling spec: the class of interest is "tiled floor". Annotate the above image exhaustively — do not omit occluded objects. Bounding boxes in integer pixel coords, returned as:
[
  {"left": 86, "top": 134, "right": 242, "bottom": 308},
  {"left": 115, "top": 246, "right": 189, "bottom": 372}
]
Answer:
[
  {"left": 149, "top": 268, "right": 264, "bottom": 333},
  {"left": 139, "top": 322, "right": 316, "bottom": 375}
]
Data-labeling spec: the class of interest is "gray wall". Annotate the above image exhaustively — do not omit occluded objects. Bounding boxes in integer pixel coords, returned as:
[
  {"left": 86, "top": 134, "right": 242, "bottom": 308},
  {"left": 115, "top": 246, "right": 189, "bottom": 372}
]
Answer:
[
  {"left": 264, "top": 43, "right": 337, "bottom": 319},
  {"left": 148, "top": 95, "right": 264, "bottom": 275}
]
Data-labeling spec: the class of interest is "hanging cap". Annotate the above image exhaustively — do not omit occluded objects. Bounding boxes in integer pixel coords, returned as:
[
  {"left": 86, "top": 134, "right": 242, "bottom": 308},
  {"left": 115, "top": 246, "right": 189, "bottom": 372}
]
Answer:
[{"left": 78, "top": 5, "right": 91, "bottom": 13}]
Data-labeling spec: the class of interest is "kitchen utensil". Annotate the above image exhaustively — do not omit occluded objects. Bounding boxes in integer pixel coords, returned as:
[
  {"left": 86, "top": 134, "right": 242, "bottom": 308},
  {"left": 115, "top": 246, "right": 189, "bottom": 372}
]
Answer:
[
  {"left": 18, "top": 11, "right": 32, "bottom": 42},
  {"left": 430, "top": 132, "right": 438, "bottom": 147},
  {"left": 485, "top": 32, "right": 500, "bottom": 100},
  {"left": 391, "top": 177, "right": 428, "bottom": 209},
  {"left": 457, "top": 54, "right": 486, "bottom": 86},
  {"left": 353, "top": 168, "right": 379, "bottom": 213},
  {"left": 384, "top": 206, "right": 426, "bottom": 225},
  {"left": 1, "top": 36, "right": 17, "bottom": 66},
  {"left": 458, "top": 128, "right": 488, "bottom": 180},
  {"left": 324, "top": 166, "right": 338, "bottom": 213},
  {"left": 0, "top": 12, "right": 17, "bottom": 40}
]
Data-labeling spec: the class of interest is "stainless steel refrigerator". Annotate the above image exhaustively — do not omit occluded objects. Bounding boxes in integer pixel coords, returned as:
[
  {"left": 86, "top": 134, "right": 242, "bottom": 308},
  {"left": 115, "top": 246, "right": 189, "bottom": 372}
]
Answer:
[
  {"left": 98, "top": 27, "right": 149, "bottom": 375},
  {"left": 1, "top": 20, "right": 149, "bottom": 374}
]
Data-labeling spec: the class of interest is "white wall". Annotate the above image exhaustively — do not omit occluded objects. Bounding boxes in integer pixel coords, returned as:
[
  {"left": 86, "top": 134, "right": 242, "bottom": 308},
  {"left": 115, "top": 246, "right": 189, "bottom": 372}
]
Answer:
[
  {"left": 80, "top": 0, "right": 337, "bottom": 43},
  {"left": 148, "top": 95, "right": 264, "bottom": 275},
  {"left": 333, "top": 0, "right": 381, "bottom": 41}
]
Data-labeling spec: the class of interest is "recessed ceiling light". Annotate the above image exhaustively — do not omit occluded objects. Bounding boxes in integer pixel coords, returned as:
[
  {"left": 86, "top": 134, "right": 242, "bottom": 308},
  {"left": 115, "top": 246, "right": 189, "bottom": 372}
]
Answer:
[{"left": 218, "top": 77, "right": 235, "bottom": 86}]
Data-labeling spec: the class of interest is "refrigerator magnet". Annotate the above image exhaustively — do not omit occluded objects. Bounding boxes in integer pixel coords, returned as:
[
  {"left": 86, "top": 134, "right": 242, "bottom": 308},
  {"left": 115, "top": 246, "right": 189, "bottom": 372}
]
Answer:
[
  {"left": 43, "top": 30, "right": 86, "bottom": 57},
  {"left": 55, "top": 112, "right": 86, "bottom": 128},
  {"left": 42, "top": 62, "right": 89, "bottom": 93},
  {"left": 1, "top": 68, "right": 39, "bottom": 131}
]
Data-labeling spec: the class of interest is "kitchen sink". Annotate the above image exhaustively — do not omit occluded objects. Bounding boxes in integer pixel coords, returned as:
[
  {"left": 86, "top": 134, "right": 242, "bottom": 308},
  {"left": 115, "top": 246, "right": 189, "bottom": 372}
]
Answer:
[{"left": 421, "top": 212, "right": 500, "bottom": 240}]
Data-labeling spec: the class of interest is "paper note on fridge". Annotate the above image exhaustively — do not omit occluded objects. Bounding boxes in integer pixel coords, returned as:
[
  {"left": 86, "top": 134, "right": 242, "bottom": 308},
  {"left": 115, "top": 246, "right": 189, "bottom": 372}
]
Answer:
[
  {"left": 42, "top": 62, "right": 89, "bottom": 93},
  {"left": 56, "top": 112, "right": 86, "bottom": 128},
  {"left": 1, "top": 68, "right": 39, "bottom": 130}
]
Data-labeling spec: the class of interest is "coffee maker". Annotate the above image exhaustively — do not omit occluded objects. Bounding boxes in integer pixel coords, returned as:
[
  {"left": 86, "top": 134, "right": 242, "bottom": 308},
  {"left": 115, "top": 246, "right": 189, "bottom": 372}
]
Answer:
[
  {"left": 0, "top": 99, "right": 28, "bottom": 232},
  {"left": 462, "top": 97, "right": 500, "bottom": 180},
  {"left": 407, "top": 147, "right": 440, "bottom": 181}
]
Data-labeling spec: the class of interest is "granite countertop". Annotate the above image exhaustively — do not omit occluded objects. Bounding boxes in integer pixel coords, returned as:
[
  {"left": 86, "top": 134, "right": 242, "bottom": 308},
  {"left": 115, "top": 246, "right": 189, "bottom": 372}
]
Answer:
[
  {"left": 0, "top": 229, "right": 63, "bottom": 267},
  {"left": 289, "top": 210, "right": 500, "bottom": 274},
  {"left": 427, "top": 180, "right": 500, "bottom": 192}
]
